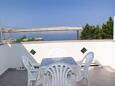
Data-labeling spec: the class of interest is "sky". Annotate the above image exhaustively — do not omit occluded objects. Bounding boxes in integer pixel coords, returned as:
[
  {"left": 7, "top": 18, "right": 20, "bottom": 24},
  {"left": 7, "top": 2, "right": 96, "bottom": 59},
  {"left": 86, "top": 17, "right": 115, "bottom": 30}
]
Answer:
[{"left": 0, "top": 0, "right": 114, "bottom": 28}]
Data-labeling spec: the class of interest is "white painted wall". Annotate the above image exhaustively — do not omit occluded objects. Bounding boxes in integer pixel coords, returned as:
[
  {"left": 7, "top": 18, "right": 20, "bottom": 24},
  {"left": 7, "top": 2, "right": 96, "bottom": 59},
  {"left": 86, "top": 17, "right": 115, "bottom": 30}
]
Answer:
[
  {"left": 22, "top": 41, "right": 115, "bottom": 67},
  {"left": 113, "top": 16, "right": 115, "bottom": 41},
  {"left": 0, "top": 45, "right": 9, "bottom": 75},
  {"left": 0, "top": 40, "right": 115, "bottom": 75}
]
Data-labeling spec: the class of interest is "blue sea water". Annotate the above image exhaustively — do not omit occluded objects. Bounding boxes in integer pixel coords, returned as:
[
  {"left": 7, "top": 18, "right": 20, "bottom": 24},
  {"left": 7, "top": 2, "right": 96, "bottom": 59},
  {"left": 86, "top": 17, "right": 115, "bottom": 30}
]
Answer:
[{"left": 4, "top": 31, "right": 79, "bottom": 41}]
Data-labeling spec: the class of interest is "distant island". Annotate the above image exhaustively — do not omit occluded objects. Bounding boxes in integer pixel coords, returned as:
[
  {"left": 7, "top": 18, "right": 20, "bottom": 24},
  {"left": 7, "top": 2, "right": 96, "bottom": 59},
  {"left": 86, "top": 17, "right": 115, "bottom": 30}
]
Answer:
[{"left": 16, "top": 36, "right": 44, "bottom": 43}]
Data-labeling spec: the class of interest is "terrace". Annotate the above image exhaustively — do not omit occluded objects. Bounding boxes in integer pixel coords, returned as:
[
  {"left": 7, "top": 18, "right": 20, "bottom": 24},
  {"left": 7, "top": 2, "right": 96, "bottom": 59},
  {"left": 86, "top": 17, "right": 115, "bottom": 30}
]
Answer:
[
  {"left": 0, "top": 17, "right": 115, "bottom": 86},
  {"left": 0, "top": 66, "right": 115, "bottom": 86}
]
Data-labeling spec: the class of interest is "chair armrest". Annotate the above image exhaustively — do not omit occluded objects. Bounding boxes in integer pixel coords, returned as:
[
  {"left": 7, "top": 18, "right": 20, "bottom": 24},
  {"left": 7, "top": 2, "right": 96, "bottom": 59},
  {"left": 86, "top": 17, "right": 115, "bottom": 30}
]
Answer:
[
  {"left": 77, "top": 61, "right": 83, "bottom": 66},
  {"left": 77, "top": 58, "right": 86, "bottom": 67},
  {"left": 33, "top": 64, "right": 40, "bottom": 69},
  {"left": 31, "top": 63, "right": 40, "bottom": 70}
]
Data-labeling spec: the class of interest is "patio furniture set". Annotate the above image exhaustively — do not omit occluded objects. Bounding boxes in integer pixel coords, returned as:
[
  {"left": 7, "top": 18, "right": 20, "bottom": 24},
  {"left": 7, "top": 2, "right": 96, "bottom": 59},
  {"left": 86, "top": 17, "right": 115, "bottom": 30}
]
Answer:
[{"left": 22, "top": 51, "right": 94, "bottom": 86}]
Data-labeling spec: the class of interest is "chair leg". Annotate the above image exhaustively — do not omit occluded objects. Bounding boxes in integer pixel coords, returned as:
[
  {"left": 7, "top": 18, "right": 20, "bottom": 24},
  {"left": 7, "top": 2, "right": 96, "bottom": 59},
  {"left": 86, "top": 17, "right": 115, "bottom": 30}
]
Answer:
[
  {"left": 28, "top": 81, "right": 30, "bottom": 86},
  {"left": 28, "top": 80, "right": 32, "bottom": 86},
  {"left": 28, "top": 80, "right": 30, "bottom": 86},
  {"left": 86, "top": 78, "right": 89, "bottom": 86},
  {"left": 82, "top": 77, "right": 89, "bottom": 86}
]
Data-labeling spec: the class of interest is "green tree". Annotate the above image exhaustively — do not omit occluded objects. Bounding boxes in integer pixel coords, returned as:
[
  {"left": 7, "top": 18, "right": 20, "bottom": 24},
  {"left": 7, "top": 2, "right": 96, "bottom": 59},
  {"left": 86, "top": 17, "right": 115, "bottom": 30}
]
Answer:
[
  {"left": 92, "top": 25, "right": 102, "bottom": 39},
  {"left": 80, "top": 17, "right": 113, "bottom": 40},
  {"left": 80, "top": 24, "right": 95, "bottom": 39},
  {"left": 101, "top": 17, "right": 113, "bottom": 39}
]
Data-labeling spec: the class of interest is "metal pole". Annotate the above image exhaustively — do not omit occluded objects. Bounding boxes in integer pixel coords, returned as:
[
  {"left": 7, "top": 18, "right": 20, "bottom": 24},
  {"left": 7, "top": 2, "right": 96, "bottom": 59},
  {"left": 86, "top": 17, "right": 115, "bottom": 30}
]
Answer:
[
  {"left": 0, "top": 31, "right": 2, "bottom": 42},
  {"left": 76, "top": 30, "right": 79, "bottom": 40}
]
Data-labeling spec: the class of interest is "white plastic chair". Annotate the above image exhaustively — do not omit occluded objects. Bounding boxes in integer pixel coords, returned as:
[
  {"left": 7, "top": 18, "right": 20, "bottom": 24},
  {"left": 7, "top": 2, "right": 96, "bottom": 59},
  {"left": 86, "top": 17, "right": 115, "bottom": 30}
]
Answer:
[
  {"left": 22, "top": 56, "right": 40, "bottom": 86},
  {"left": 41, "top": 63, "right": 76, "bottom": 86},
  {"left": 77, "top": 52, "right": 94, "bottom": 86}
]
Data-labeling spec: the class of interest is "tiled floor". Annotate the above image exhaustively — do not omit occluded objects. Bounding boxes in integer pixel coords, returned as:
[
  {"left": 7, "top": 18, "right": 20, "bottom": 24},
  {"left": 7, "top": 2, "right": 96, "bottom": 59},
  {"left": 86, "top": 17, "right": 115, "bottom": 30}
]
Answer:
[
  {"left": 0, "top": 66, "right": 115, "bottom": 86},
  {"left": 0, "top": 69, "right": 27, "bottom": 86},
  {"left": 78, "top": 66, "right": 115, "bottom": 86}
]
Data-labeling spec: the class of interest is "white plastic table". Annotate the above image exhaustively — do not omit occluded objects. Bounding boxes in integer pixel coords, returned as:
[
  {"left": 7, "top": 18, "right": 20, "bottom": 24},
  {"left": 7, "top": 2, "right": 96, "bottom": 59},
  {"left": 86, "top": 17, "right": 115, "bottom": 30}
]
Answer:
[
  {"left": 40, "top": 57, "right": 77, "bottom": 66},
  {"left": 35, "top": 57, "right": 79, "bottom": 86}
]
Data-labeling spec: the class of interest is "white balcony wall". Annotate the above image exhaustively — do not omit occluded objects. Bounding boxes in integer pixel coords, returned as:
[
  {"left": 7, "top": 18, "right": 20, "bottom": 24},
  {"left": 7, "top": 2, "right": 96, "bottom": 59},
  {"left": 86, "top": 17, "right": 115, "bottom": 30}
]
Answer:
[
  {"left": 0, "top": 40, "right": 115, "bottom": 75},
  {"left": 0, "top": 45, "right": 10, "bottom": 75}
]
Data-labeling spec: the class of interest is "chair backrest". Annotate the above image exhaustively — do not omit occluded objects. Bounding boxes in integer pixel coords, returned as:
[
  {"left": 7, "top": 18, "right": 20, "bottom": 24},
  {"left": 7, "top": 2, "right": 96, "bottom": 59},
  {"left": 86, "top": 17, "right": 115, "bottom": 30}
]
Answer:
[
  {"left": 41, "top": 63, "right": 76, "bottom": 86},
  {"left": 82, "top": 52, "right": 94, "bottom": 70},
  {"left": 22, "top": 56, "right": 34, "bottom": 71}
]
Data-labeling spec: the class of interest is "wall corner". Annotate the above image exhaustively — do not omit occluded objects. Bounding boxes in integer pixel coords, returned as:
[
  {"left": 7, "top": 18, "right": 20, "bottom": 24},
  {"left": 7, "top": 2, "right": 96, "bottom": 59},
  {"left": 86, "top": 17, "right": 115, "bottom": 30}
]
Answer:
[{"left": 113, "top": 16, "right": 115, "bottom": 41}]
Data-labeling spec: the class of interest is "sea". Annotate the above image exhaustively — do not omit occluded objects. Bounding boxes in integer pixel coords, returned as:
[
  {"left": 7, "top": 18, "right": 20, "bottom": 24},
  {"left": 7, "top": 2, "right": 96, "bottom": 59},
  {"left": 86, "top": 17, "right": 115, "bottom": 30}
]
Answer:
[{"left": 3, "top": 31, "right": 79, "bottom": 41}]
